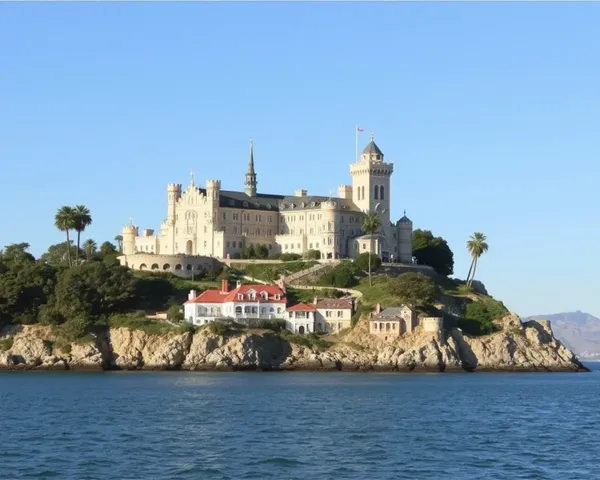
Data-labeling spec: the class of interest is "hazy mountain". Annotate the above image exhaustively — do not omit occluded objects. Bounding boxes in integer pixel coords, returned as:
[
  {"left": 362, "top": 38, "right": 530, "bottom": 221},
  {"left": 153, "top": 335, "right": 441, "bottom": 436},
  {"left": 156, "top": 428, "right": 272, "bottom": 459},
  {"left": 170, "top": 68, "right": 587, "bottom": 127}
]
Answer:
[{"left": 523, "top": 311, "right": 600, "bottom": 358}]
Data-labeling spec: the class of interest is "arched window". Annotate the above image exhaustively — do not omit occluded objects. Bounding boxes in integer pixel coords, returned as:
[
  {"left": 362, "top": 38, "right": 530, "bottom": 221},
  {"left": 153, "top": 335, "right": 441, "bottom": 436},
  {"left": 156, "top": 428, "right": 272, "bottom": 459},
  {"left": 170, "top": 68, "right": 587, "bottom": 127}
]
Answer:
[
  {"left": 361, "top": 186, "right": 365, "bottom": 201},
  {"left": 163, "top": 264, "right": 171, "bottom": 270},
  {"left": 374, "top": 185, "right": 379, "bottom": 200},
  {"left": 380, "top": 185, "right": 385, "bottom": 200},
  {"left": 356, "top": 187, "right": 360, "bottom": 200}
]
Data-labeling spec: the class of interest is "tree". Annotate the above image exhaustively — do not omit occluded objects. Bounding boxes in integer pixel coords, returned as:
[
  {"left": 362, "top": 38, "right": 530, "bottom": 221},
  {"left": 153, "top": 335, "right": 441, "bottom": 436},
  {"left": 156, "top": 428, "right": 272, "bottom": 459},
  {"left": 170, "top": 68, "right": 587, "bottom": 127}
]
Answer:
[
  {"left": 40, "top": 241, "right": 80, "bottom": 266},
  {"left": 55, "top": 206, "right": 76, "bottom": 267},
  {"left": 73, "top": 205, "right": 92, "bottom": 265},
  {"left": 114, "top": 235, "right": 123, "bottom": 252},
  {"left": 466, "top": 232, "right": 489, "bottom": 287},
  {"left": 412, "top": 229, "right": 454, "bottom": 277},
  {"left": 389, "top": 272, "right": 441, "bottom": 307},
  {"left": 53, "top": 262, "right": 136, "bottom": 320},
  {"left": 0, "top": 257, "right": 57, "bottom": 325},
  {"left": 353, "top": 252, "right": 381, "bottom": 273},
  {"left": 361, "top": 211, "right": 382, "bottom": 286},
  {"left": 99, "top": 241, "right": 117, "bottom": 255},
  {"left": 255, "top": 244, "right": 269, "bottom": 259},
  {"left": 83, "top": 239, "right": 97, "bottom": 261},
  {"left": 0, "top": 242, "right": 35, "bottom": 265}
]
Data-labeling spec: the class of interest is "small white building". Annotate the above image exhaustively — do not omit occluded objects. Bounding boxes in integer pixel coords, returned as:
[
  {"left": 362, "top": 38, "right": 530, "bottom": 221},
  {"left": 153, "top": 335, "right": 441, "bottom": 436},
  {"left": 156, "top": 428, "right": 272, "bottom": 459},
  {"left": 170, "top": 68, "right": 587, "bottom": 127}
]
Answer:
[
  {"left": 184, "top": 280, "right": 287, "bottom": 325},
  {"left": 286, "top": 303, "right": 316, "bottom": 334}
]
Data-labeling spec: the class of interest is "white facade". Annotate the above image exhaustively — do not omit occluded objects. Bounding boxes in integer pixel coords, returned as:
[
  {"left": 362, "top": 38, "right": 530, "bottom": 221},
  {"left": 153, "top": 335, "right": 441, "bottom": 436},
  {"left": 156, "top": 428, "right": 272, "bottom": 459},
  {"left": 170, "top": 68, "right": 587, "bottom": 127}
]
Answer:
[
  {"left": 184, "top": 282, "right": 287, "bottom": 326},
  {"left": 122, "top": 136, "right": 414, "bottom": 265},
  {"left": 286, "top": 305, "right": 316, "bottom": 334}
]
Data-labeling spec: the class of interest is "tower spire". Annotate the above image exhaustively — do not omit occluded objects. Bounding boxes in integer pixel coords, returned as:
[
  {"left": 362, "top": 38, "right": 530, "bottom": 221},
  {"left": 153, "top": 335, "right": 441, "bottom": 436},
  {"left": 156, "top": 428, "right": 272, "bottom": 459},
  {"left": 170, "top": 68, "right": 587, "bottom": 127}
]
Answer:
[{"left": 245, "top": 138, "right": 257, "bottom": 197}]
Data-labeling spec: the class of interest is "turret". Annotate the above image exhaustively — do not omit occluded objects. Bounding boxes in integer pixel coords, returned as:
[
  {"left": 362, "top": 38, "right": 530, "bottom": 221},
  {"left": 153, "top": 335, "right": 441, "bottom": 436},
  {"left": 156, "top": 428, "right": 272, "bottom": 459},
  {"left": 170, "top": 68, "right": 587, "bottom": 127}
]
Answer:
[
  {"left": 397, "top": 210, "right": 413, "bottom": 263},
  {"left": 122, "top": 224, "right": 139, "bottom": 255},
  {"left": 338, "top": 185, "right": 352, "bottom": 199},
  {"left": 167, "top": 183, "right": 182, "bottom": 224},
  {"left": 244, "top": 139, "right": 257, "bottom": 197},
  {"left": 206, "top": 179, "right": 221, "bottom": 201}
]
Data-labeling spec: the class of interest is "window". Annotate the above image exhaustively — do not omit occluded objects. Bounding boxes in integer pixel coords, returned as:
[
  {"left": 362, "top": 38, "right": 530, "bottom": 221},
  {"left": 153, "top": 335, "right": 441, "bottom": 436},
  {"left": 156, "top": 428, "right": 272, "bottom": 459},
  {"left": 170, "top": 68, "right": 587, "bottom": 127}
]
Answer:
[
  {"left": 338, "top": 323, "right": 342, "bottom": 330},
  {"left": 277, "top": 307, "right": 282, "bottom": 313},
  {"left": 256, "top": 228, "right": 260, "bottom": 236},
  {"left": 380, "top": 185, "right": 385, "bottom": 200},
  {"left": 226, "top": 241, "right": 230, "bottom": 247},
  {"left": 356, "top": 187, "right": 360, "bottom": 200},
  {"left": 204, "top": 241, "right": 207, "bottom": 247},
  {"left": 238, "top": 241, "right": 243, "bottom": 248},
  {"left": 222, "top": 212, "right": 226, "bottom": 220},
  {"left": 223, "top": 227, "right": 227, "bottom": 233},
  {"left": 374, "top": 185, "right": 379, "bottom": 200},
  {"left": 268, "top": 217, "right": 272, "bottom": 223},
  {"left": 275, "top": 294, "right": 280, "bottom": 300},
  {"left": 326, "top": 311, "right": 331, "bottom": 318},
  {"left": 204, "top": 226, "right": 207, "bottom": 233},
  {"left": 233, "top": 226, "right": 238, "bottom": 234},
  {"left": 337, "top": 311, "right": 343, "bottom": 318},
  {"left": 361, "top": 186, "right": 365, "bottom": 200}
]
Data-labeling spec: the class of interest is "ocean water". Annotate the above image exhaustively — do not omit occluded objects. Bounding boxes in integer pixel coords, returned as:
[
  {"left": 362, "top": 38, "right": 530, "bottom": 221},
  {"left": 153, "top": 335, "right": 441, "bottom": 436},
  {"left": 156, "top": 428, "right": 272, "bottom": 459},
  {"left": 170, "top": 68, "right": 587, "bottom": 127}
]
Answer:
[{"left": 1, "top": 365, "right": 599, "bottom": 479}]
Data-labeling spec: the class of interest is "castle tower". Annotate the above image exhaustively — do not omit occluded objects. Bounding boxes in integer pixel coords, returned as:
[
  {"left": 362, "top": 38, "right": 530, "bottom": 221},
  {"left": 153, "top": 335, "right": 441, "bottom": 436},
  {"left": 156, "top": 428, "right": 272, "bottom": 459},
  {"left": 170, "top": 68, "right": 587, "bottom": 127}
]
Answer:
[
  {"left": 350, "top": 134, "right": 394, "bottom": 227},
  {"left": 205, "top": 179, "right": 221, "bottom": 255},
  {"left": 167, "top": 183, "right": 182, "bottom": 224},
  {"left": 244, "top": 139, "right": 257, "bottom": 197},
  {"left": 122, "top": 223, "right": 139, "bottom": 255},
  {"left": 397, "top": 211, "right": 413, "bottom": 263}
]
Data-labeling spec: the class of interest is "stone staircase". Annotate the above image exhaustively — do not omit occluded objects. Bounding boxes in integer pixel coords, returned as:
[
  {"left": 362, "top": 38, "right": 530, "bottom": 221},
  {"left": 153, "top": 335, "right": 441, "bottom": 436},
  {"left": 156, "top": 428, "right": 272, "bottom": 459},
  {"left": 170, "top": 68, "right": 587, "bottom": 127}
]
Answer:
[{"left": 281, "top": 260, "right": 340, "bottom": 286}]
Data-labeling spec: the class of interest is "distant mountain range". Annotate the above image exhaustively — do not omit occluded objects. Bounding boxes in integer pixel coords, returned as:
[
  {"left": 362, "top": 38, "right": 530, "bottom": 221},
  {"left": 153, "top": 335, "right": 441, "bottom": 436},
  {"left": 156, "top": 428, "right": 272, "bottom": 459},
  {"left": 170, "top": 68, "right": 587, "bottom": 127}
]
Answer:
[{"left": 523, "top": 311, "right": 600, "bottom": 358}]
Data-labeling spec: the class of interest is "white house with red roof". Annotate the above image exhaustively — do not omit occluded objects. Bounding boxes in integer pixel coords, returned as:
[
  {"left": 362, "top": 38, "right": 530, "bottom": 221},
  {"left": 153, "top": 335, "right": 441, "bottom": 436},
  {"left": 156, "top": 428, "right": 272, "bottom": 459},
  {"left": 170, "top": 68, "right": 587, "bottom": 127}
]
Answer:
[
  {"left": 286, "top": 303, "right": 317, "bottom": 334},
  {"left": 184, "top": 280, "right": 287, "bottom": 325}
]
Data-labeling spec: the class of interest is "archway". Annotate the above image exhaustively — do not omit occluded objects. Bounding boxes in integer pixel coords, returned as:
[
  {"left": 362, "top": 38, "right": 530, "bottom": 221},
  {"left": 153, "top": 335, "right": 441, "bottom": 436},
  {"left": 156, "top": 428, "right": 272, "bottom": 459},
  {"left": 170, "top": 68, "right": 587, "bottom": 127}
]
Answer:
[
  {"left": 151, "top": 264, "right": 159, "bottom": 270},
  {"left": 175, "top": 264, "right": 182, "bottom": 270},
  {"left": 186, "top": 240, "right": 193, "bottom": 255},
  {"left": 163, "top": 264, "right": 171, "bottom": 271},
  {"left": 186, "top": 264, "right": 192, "bottom": 270},
  {"left": 298, "top": 325, "right": 305, "bottom": 334},
  {"left": 139, "top": 264, "right": 147, "bottom": 270}
]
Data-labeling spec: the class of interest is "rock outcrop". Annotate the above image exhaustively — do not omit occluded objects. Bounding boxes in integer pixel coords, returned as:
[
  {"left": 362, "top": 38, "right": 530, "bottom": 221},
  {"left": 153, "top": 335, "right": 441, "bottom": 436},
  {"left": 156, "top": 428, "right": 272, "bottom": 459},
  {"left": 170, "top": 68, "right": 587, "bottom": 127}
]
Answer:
[{"left": 0, "top": 315, "right": 588, "bottom": 372}]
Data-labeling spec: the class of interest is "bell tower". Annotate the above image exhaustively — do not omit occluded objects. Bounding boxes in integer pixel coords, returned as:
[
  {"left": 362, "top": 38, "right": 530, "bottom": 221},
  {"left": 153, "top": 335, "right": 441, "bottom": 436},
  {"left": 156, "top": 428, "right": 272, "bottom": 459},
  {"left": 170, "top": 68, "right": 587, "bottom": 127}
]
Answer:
[{"left": 350, "top": 134, "right": 394, "bottom": 226}]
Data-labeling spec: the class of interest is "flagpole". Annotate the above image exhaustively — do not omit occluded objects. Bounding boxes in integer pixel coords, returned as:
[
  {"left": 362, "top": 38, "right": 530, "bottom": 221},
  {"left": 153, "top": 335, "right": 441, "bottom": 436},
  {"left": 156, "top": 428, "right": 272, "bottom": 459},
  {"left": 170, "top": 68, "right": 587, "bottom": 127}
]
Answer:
[{"left": 355, "top": 124, "right": 358, "bottom": 163}]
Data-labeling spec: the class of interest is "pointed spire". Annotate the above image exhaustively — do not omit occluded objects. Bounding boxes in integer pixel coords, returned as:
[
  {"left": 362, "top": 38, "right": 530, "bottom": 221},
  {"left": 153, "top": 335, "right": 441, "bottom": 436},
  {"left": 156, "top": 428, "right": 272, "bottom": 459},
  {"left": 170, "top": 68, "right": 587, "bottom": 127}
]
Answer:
[
  {"left": 248, "top": 139, "right": 255, "bottom": 173},
  {"left": 190, "top": 169, "right": 195, "bottom": 186},
  {"left": 245, "top": 138, "right": 257, "bottom": 197},
  {"left": 370, "top": 132, "right": 375, "bottom": 142}
]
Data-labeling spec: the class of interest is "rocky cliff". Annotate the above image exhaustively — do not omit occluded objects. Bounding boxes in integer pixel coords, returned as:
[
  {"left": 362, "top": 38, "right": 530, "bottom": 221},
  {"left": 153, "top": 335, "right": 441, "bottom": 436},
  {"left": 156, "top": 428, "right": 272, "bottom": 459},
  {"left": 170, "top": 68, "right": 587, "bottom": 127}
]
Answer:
[{"left": 0, "top": 315, "right": 588, "bottom": 372}]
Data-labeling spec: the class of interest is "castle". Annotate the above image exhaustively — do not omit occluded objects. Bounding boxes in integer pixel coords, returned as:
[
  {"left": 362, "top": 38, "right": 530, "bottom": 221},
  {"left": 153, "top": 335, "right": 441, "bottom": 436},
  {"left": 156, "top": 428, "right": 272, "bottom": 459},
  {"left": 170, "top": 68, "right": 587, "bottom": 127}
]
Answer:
[{"left": 119, "top": 135, "right": 413, "bottom": 274}]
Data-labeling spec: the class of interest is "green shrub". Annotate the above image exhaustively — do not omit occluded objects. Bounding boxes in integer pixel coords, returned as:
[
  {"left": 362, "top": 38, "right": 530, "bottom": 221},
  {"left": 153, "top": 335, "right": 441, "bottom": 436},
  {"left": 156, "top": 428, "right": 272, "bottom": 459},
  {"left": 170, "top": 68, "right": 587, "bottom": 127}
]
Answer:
[
  {"left": 317, "top": 262, "right": 358, "bottom": 288},
  {"left": 256, "top": 319, "right": 286, "bottom": 332},
  {"left": 207, "top": 320, "right": 245, "bottom": 336},
  {"left": 107, "top": 313, "right": 176, "bottom": 335},
  {"left": 60, "top": 316, "right": 89, "bottom": 340},
  {"left": 280, "top": 253, "right": 302, "bottom": 261},
  {"left": 279, "top": 330, "right": 332, "bottom": 350},
  {"left": 167, "top": 305, "right": 184, "bottom": 322},
  {"left": 304, "top": 249, "right": 321, "bottom": 260},
  {"left": 0, "top": 336, "right": 13, "bottom": 352},
  {"left": 459, "top": 298, "right": 507, "bottom": 336}
]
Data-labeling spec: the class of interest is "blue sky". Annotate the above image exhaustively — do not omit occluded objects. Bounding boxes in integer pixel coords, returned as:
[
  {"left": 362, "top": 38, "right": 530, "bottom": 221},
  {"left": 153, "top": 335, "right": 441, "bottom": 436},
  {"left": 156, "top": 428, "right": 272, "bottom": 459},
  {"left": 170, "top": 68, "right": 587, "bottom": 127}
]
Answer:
[{"left": 1, "top": 3, "right": 599, "bottom": 318}]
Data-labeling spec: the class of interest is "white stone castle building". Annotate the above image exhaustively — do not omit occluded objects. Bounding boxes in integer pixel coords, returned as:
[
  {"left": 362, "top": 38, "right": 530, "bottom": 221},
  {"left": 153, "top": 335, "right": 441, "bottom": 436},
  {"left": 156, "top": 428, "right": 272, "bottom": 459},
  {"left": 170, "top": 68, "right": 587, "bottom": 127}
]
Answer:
[{"left": 119, "top": 136, "right": 413, "bottom": 272}]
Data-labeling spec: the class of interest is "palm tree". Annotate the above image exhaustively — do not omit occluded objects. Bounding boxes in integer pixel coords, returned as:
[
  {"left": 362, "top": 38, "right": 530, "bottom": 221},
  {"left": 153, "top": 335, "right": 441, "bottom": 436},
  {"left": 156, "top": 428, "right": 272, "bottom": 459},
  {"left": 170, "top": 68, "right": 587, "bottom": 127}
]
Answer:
[
  {"left": 361, "top": 211, "right": 382, "bottom": 287},
  {"left": 466, "top": 232, "right": 489, "bottom": 287},
  {"left": 73, "top": 205, "right": 92, "bottom": 265},
  {"left": 114, "top": 235, "right": 123, "bottom": 252},
  {"left": 54, "top": 206, "right": 76, "bottom": 267},
  {"left": 83, "top": 239, "right": 97, "bottom": 261}
]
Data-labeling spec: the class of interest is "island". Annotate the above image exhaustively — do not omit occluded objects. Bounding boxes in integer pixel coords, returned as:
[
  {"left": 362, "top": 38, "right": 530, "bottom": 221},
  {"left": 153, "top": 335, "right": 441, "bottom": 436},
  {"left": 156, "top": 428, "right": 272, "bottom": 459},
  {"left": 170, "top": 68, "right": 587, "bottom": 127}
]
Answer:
[{"left": 0, "top": 136, "right": 588, "bottom": 372}]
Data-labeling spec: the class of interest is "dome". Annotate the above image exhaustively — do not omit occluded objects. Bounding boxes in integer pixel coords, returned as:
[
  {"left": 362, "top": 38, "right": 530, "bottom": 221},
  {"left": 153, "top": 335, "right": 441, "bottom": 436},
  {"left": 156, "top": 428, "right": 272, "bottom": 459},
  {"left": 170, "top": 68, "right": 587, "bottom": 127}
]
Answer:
[{"left": 398, "top": 212, "right": 412, "bottom": 225}]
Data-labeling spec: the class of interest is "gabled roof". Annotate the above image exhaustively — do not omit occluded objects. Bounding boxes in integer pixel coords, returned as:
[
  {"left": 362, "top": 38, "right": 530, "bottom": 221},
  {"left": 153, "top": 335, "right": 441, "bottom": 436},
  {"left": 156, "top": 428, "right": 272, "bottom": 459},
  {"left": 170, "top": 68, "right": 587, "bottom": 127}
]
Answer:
[
  {"left": 315, "top": 298, "right": 353, "bottom": 310},
  {"left": 374, "top": 306, "right": 413, "bottom": 319},
  {"left": 287, "top": 303, "right": 317, "bottom": 312},
  {"left": 185, "top": 284, "right": 286, "bottom": 305}
]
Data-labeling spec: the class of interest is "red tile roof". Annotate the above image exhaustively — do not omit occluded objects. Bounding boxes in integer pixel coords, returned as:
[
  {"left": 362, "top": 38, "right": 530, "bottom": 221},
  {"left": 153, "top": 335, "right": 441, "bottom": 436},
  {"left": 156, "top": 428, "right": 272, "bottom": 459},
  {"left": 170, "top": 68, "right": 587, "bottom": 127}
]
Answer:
[
  {"left": 185, "top": 284, "right": 286, "bottom": 305},
  {"left": 315, "top": 298, "right": 353, "bottom": 310},
  {"left": 287, "top": 303, "right": 317, "bottom": 312}
]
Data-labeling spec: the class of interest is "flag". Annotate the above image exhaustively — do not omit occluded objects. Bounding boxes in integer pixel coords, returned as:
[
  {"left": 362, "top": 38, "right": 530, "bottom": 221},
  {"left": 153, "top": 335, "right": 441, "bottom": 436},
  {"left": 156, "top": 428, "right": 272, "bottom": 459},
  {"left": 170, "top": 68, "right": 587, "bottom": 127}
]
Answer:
[{"left": 357, "top": 127, "right": 364, "bottom": 132}]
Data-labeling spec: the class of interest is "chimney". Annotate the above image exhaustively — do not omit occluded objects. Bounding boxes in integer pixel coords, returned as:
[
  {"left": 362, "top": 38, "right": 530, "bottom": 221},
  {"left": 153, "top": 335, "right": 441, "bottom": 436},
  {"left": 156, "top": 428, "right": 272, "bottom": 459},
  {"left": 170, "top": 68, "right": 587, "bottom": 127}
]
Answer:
[
  {"left": 188, "top": 289, "right": 197, "bottom": 301},
  {"left": 221, "top": 279, "right": 229, "bottom": 293},
  {"left": 313, "top": 296, "right": 318, "bottom": 305},
  {"left": 295, "top": 189, "right": 307, "bottom": 197},
  {"left": 236, "top": 280, "right": 241, "bottom": 289},
  {"left": 375, "top": 303, "right": 381, "bottom": 314}
]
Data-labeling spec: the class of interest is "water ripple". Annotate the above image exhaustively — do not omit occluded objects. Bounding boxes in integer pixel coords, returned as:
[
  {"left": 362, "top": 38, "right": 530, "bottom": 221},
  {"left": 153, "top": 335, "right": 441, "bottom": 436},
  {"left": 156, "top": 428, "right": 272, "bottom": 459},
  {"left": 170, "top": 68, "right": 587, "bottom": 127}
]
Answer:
[{"left": 1, "top": 367, "right": 600, "bottom": 479}]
